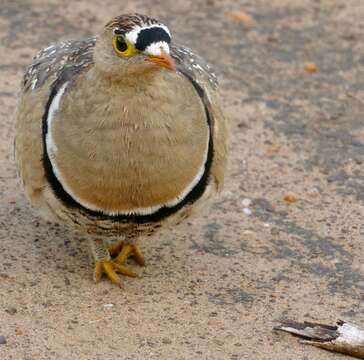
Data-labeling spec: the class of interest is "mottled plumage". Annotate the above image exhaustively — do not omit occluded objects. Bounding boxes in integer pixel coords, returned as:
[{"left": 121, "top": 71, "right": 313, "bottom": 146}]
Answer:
[{"left": 15, "top": 14, "right": 228, "bottom": 286}]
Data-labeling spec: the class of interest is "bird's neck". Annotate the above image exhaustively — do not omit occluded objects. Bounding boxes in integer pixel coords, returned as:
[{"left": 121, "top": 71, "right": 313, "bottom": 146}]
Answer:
[{"left": 90, "top": 61, "right": 165, "bottom": 89}]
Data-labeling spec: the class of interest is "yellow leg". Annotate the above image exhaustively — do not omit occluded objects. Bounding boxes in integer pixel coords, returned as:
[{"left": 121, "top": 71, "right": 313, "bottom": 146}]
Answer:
[
  {"left": 132, "top": 244, "right": 146, "bottom": 266},
  {"left": 108, "top": 241, "right": 125, "bottom": 257},
  {"left": 94, "top": 260, "right": 138, "bottom": 287},
  {"left": 89, "top": 238, "right": 141, "bottom": 288},
  {"left": 115, "top": 244, "right": 145, "bottom": 266}
]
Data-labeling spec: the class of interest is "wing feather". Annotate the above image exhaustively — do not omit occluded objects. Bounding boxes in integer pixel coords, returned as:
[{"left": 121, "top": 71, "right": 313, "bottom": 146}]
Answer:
[{"left": 171, "top": 44, "right": 228, "bottom": 191}]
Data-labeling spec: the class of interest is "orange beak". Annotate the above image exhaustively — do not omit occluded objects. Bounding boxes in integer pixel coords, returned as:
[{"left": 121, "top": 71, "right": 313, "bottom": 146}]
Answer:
[{"left": 147, "top": 50, "right": 176, "bottom": 71}]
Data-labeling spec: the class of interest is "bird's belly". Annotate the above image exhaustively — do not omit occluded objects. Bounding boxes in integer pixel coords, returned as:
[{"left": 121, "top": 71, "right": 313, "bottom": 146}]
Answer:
[{"left": 50, "top": 107, "right": 209, "bottom": 216}]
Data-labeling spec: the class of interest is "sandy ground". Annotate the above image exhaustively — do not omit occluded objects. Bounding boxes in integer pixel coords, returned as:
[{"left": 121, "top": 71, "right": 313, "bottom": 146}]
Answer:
[{"left": 1, "top": 0, "right": 364, "bottom": 359}]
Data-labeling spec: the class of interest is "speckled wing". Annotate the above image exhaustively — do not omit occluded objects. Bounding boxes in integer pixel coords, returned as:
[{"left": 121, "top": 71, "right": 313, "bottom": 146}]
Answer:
[
  {"left": 171, "top": 44, "right": 218, "bottom": 90},
  {"left": 16, "top": 38, "right": 96, "bottom": 212},
  {"left": 22, "top": 37, "right": 96, "bottom": 92},
  {"left": 171, "top": 44, "right": 228, "bottom": 191}
]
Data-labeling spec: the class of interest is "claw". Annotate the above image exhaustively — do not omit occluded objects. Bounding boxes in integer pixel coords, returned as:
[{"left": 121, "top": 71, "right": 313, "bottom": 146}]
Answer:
[
  {"left": 94, "top": 260, "right": 138, "bottom": 287},
  {"left": 115, "top": 244, "right": 146, "bottom": 266},
  {"left": 132, "top": 244, "right": 146, "bottom": 266}
]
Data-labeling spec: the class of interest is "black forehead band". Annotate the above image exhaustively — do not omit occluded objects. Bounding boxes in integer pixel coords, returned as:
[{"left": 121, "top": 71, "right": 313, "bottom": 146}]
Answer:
[{"left": 135, "top": 27, "right": 171, "bottom": 51}]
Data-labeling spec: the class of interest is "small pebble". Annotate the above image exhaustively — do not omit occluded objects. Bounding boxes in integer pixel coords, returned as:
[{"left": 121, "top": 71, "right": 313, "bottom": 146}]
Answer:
[
  {"left": 307, "top": 188, "right": 320, "bottom": 197},
  {"left": 0, "top": 336, "right": 6, "bottom": 345},
  {"left": 241, "top": 198, "right": 252, "bottom": 207},
  {"left": 353, "top": 156, "right": 363, "bottom": 165},
  {"left": 242, "top": 208, "right": 252, "bottom": 216},
  {"left": 103, "top": 303, "right": 114, "bottom": 309},
  {"left": 304, "top": 62, "right": 319, "bottom": 73},
  {"left": 5, "top": 306, "right": 17, "bottom": 315},
  {"left": 284, "top": 192, "right": 298, "bottom": 203},
  {"left": 225, "top": 10, "right": 256, "bottom": 27}
]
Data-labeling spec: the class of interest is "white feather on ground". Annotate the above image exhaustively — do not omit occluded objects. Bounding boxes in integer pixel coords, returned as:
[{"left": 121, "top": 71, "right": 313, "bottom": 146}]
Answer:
[{"left": 274, "top": 319, "right": 364, "bottom": 359}]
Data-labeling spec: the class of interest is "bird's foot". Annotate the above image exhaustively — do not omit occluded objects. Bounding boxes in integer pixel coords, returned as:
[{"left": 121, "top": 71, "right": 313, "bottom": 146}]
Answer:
[
  {"left": 108, "top": 242, "right": 146, "bottom": 266},
  {"left": 94, "top": 260, "right": 138, "bottom": 288}
]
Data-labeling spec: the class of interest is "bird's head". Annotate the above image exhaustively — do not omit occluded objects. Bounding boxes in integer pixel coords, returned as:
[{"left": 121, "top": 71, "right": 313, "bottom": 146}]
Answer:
[{"left": 94, "top": 13, "right": 176, "bottom": 77}]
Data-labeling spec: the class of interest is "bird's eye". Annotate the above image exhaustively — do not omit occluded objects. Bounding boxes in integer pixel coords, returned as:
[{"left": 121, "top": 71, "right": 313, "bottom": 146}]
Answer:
[
  {"left": 112, "top": 35, "right": 135, "bottom": 57},
  {"left": 115, "top": 35, "right": 127, "bottom": 52}
]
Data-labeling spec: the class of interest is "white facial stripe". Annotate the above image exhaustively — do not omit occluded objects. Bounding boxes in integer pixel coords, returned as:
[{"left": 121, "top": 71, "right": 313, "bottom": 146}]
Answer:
[
  {"left": 144, "top": 41, "right": 170, "bottom": 56},
  {"left": 125, "top": 24, "right": 171, "bottom": 46},
  {"left": 46, "top": 82, "right": 210, "bottom": 217}
]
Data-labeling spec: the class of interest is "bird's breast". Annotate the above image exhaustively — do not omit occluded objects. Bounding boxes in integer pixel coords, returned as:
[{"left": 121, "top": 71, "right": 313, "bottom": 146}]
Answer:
[{"left": 46, "top": 71, "right": 210, "bottom": 216}]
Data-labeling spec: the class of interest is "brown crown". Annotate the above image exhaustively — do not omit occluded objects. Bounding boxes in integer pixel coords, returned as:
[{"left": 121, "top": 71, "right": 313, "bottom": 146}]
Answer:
[{"left": 104, "top": 13, "right": 161, "bottom": 33}]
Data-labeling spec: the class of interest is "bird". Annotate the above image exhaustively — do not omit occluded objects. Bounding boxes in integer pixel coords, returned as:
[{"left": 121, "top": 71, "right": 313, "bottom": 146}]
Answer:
[{"left": 15, "top": 13, "right": 228, "bottom": 287}]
